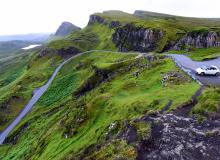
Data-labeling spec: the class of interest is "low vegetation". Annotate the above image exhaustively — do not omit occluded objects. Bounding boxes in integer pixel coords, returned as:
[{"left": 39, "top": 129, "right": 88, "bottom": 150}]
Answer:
[
  {"left": 192, "top": 87, "right": 220, "bottom": 120},
  {"left": 0, "top": 51, "right": 62, "bottom": 131},
  {"left": 0, "top": 51, "right": 199, "bottom": 159},
  {"left": 48, "top": 23, "right": 116, "bottom": 53},
  {"left": 1, "top": 10, "right": 220, "bottom": 160}
]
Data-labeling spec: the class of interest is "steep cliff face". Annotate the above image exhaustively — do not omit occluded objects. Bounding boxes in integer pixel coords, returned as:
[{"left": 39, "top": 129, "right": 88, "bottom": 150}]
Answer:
[
  {"left": 88, "top": 15, "right": 107, "bottom": 25},
  {"left": 112, "top": 24, "right": 164, "bottom": 52},
  {"left": 88, "top": 14, "right": 121, "bottom": 29},
  {"left": 174, "top": 31, "right": 220, "bottom": 50}
]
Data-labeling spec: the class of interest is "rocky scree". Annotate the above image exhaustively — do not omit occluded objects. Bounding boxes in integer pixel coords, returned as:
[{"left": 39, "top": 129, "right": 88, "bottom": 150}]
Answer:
[{"left": 137, "top": 113, "right": 220, "bottom": 160}]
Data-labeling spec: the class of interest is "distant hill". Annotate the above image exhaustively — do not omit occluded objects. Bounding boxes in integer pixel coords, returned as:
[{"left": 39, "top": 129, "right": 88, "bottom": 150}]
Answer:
[
  {"left": 55, "top": 22, "right": 81, "bottom": 37},
  {"left": 47, "top": 22, "right": 81, "bottom": 42},
  {"left": 0, "top": 40, "right": 40, "bottom": 58},
  {"left": 0, "top": 33, "right": 50, "bottom": 42}
]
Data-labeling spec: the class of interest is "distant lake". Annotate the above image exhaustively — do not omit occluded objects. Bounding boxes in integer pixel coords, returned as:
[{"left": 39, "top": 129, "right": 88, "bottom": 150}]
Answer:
[{"left": 22, "top": 44, "right": 41, "bottom": 50}]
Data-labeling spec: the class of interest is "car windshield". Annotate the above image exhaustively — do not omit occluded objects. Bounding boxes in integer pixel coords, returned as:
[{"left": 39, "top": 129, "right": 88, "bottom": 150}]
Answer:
[{"left": 201, "top": 66, "right": 209, "bottom": 70}]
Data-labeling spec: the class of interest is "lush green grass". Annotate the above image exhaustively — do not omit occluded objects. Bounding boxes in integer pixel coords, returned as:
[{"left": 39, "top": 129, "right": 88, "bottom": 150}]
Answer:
[
  {"left": 1, "top": 10, "right": 220, "bottom": 159},
  {"left": 94, "top": 10, "right": 220, "bottom": 52},
  {"left": 48, "top": 23, "right": 116, "bottom": 53},
  {"left": 48, "top": 10, "right": 220, "bottom": 55},
  {"left": 0, "top": 51, "right": 199, "bottom": 159},
  {"left": 0, "top": 52, "right": 32, "bottom": 88},
  {"left": 2, "top": 10, "right": 220, "bottom": 159},
  {"left": 0, "top": 51, "right": 63, "bottom": 132},
  {"left": 167, "top": 47, "right": 220, "bottom": 61},
  {"left": 192, "top": 87, "right": 220, "bottom": 120},
  {"left": 46, "top": 10, "right": 220, "bottom": 57}
]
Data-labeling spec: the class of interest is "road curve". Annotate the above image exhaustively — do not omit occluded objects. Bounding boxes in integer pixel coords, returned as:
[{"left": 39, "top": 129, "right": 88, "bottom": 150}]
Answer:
[
  {"left": 0, "top": 50, "right": 136, "bottom": 145},
  {"left": 169, "top": 54, "right": 220, "bottom": 86},
  {"left": 0, "top": 61, "right": 67, "bottom": 144},
  {"left": 0, "top": 51, "right": 90, "bottom": 144}
]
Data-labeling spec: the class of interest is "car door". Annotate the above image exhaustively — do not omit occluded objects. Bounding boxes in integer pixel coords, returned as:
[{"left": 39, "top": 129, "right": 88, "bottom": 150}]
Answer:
[
  {"left": 205, "top": 67, "right": 212, "bottom": 75},
  {"left": 210, "top": 67, "right": 217, "bottom": 75}
]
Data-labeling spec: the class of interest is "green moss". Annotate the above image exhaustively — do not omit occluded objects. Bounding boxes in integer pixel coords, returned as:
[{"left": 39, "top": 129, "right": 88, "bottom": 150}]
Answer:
[
  {"left": 132, "top": 121, "right": 151, "bottom": 141},
  {"left": 89, "top": 140, "right": 136, "bottom": 160}
]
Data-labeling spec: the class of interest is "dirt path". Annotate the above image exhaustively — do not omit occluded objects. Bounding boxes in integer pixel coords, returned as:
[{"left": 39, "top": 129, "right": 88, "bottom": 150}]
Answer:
[{"left": 173, "top": 86, "right": 205, "bottom": 117}]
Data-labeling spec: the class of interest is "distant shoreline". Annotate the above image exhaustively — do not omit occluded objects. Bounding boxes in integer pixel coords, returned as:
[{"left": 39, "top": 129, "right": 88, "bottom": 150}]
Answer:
[{"left": 22, "top": 44, "right": 41, "bottom": 50}]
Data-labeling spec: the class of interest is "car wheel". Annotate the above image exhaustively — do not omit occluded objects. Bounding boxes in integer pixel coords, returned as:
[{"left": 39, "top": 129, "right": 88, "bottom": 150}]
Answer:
[{"left": 215, "top": 72, "right": 220, "bottom": 76}]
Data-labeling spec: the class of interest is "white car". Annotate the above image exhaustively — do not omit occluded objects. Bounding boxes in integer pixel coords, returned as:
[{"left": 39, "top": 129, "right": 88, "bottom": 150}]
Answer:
[{"left": 196, "top": 65, "right": 220, "bottom": 76}]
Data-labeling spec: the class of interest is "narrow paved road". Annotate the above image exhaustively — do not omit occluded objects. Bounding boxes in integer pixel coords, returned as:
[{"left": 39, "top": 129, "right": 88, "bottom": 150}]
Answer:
[
  {"left": 0, "top": 50, "right": 134, "bottom": 145},
  {"left": 0, "top": 61, "right": 66, "bottom": 144},
  {"left": 169, "top": 54, "right": 220, "bottom": 86},
  {"left": 0, "top": 51, "right": 93, "bottom": 144}
]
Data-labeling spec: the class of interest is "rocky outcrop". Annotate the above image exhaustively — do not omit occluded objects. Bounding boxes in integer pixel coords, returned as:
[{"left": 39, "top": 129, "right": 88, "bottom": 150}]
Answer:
[
  {"left": 162, "top": 71, "right": 191, "bottom": 86},
  {"left": 112, "top": 24, "right": 164, "bottom": 52},
  {"left": 55, "top": 22, "right": 81, "bottom": 37},
  {"left": 174, "top": 31, "right": 220, "bottom": 50},
  {"left": 109, "top": 21, "right": 121, "bottom": 29},
  {"left": 39, "top": 47, "right": 80, "bottom": 59},
  {"left": 88, "top": 15, "right": 107, "bottom": 25},
  {"left": 55, "top": 47, "right": 80, "bottom": 59},
  {"left": 88, "top": 14, "right": 121, "bottom": 29},
  {"left": 137, "top": 113, "right": 220, "bottom": 160}
]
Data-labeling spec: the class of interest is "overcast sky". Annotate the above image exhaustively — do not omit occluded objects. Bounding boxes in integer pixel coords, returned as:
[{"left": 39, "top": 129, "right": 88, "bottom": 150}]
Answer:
[{"left": 0, "top": 0, "right": 220, "bottom": 35}]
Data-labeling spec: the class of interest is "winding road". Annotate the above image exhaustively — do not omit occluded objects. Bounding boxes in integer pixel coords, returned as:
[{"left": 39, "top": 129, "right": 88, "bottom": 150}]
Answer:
[
  {"left": 1, "top": 51, "right": 219, "bottom": 145},
  {"left": 0, "top": 51, "right": 94, "bottom": 145},
  {"left": 0, "top": 50, "right": 131, "bottom": 145},
  {"left": 0, "top": 61, "right": 66, "bottom": 144},
  {"left": 169, "top": 54, "right": 220, "bottom": 86}
]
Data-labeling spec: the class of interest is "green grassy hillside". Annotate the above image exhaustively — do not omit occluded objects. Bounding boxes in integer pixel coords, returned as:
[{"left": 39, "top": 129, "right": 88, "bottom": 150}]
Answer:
[
  {"left": 46, "top": 10, "right": 220, "bottom": 56},
  {"left": 48, "top": 23, "right": 116, "bottom": 54},
  {"left": 0, "top": 51, "right": 199, "bottom": 159},
  {"left": 0, "top": 50, "right": 62, "bottom": 132},
  {"left": 1, "top": 10, "right": 220, "bottom": 159}
]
